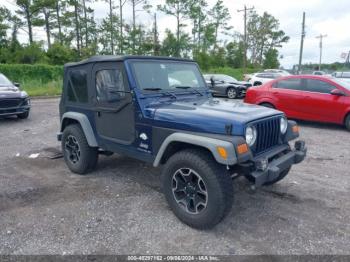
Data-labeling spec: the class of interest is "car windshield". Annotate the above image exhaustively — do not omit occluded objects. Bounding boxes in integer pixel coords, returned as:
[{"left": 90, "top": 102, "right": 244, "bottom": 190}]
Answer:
[
  {"left": 130, "top": 61, "right": 207, "bottom": 91},
  {"left": 216, "top": 75, "right": 238, "bottom": 82},
  {"left": 332, "top": 78, "right": 350, "bottom": 91},
  {"left": 0, "top": 74, "right": 13, "bottom": 86}
]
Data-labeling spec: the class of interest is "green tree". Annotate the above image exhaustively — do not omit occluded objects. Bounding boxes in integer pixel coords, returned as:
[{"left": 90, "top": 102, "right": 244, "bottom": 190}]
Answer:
[
  {"left": 0, "top": 7, "right": 11, "bottom": 47},
  {"left": 128, "top": 0, "right": 151, "bottom": 54},
  {"left": 158, "top": 0, "right": 191, "bottom": 56},
  {"left": 208, "top": 0, "right": 232, "bottom": 49},
  {"left": 16, "top": 0, "right": 40, "bottom": 43},
  {"left": 188, "top": 0, "right": 207, "bottom": 51},
  {"left": 226, "top": 41, "right": 244, "bottom": 68},
  {"left": 46, "top": 42, "right": 75, "bottom": 64},
  {"left": 263, "top": 48, "right": 280, "bottom": 69},
  {"left": 247, "top": 11, "right": 289, "bottom": 66},
  {"left": 16, "top": 42, "right": 46, "bottom": 64},
  {"left": 32, "top": 0, "right": 56, "bottom": 48}
]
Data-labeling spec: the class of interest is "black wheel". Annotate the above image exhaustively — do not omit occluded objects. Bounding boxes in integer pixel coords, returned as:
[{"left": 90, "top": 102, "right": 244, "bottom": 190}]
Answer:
[
  {"left": 162, "top": 149, "right": 233, "bottom": 229},
  {"left": 227, "top": 87, "right": 237, "bottom": 99},
  {"left": 62, "top": 124, "right": 98, "bottom": 174},
  {"left": 17, "top": 111, "right": 29, "bottom": 119},
  {"left": 259, "top": 102, "right": 275, "bottom": 109},
  {"left": 345, "top": 114, "right": 350, "bottom": 131}
]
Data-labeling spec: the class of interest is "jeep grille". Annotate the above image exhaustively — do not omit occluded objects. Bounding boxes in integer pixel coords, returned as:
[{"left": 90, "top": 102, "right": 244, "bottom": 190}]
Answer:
[{"left": 254, "top": 117, "right": 281, "bottom": 155}]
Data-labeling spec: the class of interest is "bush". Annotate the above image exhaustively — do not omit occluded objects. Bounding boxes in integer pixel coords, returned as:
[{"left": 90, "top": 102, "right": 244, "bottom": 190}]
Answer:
[
  {"left": 0, "top": 63, "right": 63, "bottom": 96},
  {"left": 0, "top": 63, "right": 63, "bottom": 83}
]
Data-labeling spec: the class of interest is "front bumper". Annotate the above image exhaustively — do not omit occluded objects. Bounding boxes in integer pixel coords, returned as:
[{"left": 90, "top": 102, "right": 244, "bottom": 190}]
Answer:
[
  {"left": 245, "top": 140, "right": 307, "bottom": 186},
  {"left": 0, "top": 98, "right": 31, "bottom": 117}
]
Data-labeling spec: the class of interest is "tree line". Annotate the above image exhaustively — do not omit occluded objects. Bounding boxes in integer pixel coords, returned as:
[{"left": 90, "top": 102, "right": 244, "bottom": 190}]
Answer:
[{"left": 0, "top": 0, "right": 290, "bottom": 70}]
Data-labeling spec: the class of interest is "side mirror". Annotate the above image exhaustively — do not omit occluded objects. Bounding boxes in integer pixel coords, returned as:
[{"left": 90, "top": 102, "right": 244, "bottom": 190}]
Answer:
[
  {"left": 330, "top": 89, "right": 345, "bottom": 96},
  {"left": 14, "top": 82, "right": 20, "bottom": 88}
]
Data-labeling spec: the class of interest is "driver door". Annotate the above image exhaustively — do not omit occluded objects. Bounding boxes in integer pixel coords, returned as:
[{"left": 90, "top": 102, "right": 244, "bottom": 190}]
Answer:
[{"left": 92, "top": 62, "right": 135, "bottom": 145}]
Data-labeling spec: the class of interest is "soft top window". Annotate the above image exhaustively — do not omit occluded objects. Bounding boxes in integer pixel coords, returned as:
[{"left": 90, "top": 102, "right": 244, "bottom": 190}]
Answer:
[{"left": 67, "top": 69, "right": 88, "bottom": 103}]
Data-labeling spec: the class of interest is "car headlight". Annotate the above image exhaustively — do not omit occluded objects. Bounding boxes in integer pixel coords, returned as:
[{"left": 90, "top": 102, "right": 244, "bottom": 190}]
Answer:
[
  {"left": 245, "top": 126, "right": 257, "bottom": 146},
  {"left": 280, "top": 117, "right": 288, "bottom": 134},
  {"left": 20, "top": 91, "right": 28, "bottom": 98}
]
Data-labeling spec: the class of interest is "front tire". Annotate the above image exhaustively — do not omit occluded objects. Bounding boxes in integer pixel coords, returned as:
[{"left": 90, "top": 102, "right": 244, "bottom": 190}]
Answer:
[
  {"left": 62, "top": 124, "right": 98, "bottom": 175},
  {"left": 227, "top": 87, "right": 237, "bottom": 99},
  {"left": 345, "top": 114, "right": 350, "bottom": 131},
  {"left": 162, "top": 149, "right": 233, "bottom": 229}
]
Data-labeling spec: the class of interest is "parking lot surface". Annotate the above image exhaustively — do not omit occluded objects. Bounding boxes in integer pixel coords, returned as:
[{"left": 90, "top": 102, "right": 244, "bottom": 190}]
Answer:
[{"left": 0, "top": 98, "right": 349, "bottom": 255}]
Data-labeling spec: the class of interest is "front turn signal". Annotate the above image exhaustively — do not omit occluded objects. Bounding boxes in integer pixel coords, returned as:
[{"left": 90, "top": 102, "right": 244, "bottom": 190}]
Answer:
[
  {"left": 292, "top": 125, "right": 300, "bottom": 133},
  {"left": 217, "top": 147, "right": 228, "bottom": 160},
  {"left": 237, "top": 143, "right": 248, "bottom": 155}
]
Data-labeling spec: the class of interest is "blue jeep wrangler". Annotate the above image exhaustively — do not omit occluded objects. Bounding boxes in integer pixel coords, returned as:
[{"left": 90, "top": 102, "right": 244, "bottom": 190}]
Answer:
[{"left": 58, "top": 56, "right": 306, "bottom": 229}]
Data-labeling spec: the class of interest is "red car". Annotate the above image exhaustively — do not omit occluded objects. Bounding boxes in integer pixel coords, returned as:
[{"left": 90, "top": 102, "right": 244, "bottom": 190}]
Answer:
[{"left": 244, "top": 75, "right": 350, "bottom": 130}]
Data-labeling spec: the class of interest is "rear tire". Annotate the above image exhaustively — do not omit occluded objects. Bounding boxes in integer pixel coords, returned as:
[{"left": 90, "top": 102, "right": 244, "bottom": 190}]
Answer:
[
  {"left": 345, "top": 114, "right": 350, "bottom": 131},
  {"left": 162, "top": 149, "right": 233, "bottom": 229},
  {"left": 62, "top": 124, "right": 98, "bottom": 175},
  {"left": 227, "top": 87, "right": 237, "bottom": 99},
  {"left": 17, "top": 111, "right": 29, "bottom": 119},
  {"left": 259, "top": 102, "right": 275, "bottom": 109}
]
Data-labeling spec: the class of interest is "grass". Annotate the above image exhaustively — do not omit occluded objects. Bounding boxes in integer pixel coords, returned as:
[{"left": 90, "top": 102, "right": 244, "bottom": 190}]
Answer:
[{"left": 21, "top": 78, "right": 62, "bottom": 97}]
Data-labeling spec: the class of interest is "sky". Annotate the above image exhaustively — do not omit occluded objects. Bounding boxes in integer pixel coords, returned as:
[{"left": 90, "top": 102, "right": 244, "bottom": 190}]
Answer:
[{"left": 3, "top": 0, "right": 350, "bottom": 69}]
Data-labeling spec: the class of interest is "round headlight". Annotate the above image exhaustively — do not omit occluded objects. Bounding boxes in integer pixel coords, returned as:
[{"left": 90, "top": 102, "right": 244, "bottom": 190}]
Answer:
[
  {"left": 280, "top": 117, "right": 288, "bottom": 134},
  {"left": 245, "top": 126, "right": 257, "bottom": 146}
]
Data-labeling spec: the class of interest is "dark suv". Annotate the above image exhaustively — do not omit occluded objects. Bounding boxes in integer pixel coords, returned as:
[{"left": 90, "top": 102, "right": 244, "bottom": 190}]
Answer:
[
  {"left": 0, "top": 73, "right": 30, "bottom": 119},
  {"left": 58, "top": 56, "right": 307, "bottom": 229}
]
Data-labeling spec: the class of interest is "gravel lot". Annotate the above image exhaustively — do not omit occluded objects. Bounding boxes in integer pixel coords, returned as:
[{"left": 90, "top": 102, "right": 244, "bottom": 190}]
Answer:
[{"left": 0, "top": 98, "right": 349, "bottom": 255}]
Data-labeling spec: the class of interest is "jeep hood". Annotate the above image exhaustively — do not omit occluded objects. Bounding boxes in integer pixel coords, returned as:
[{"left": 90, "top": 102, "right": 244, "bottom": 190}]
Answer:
[{"left": 148, "top": 97, "right": 283, "bottom": 135}]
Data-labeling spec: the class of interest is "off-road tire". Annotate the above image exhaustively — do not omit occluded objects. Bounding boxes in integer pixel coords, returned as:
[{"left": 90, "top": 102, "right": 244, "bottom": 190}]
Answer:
[
  {"left": 162, "top": 149, "right": 233, "bottom": 229},
  {"left": 227, "top": 87, "right": 237, "bottom": 99},
  {"left": 345, "top": 114, "right": 350, "bottom": 131},
  {"left": 17, "top": 111, "right": 29, "bottom": 119},
  {"left": 259, "top": 102, "right": 275, "bottom": 109},
  {"left": 62, "top": 124, "right": 98, "bottom": 175}
]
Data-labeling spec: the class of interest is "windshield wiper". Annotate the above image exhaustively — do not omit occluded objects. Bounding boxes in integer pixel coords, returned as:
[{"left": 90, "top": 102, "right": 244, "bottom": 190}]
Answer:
[
  {"left": 174, "top": 86, "right": 204, "bottom": 96},
  {"left": 143, "top": 87, "right": 177, "bottom": 99},
  {"left": 143, "top": 87, "right": 163, "bottom": 91}
]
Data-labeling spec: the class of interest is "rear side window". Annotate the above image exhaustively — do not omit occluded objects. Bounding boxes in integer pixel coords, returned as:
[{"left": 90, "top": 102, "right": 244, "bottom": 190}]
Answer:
[
  {"left": 67, "top": 70, "right": 88, "bottom": 103},
  {"left": 306, "top": 79, "right": 335, "bottom": 94},
  {"left": 275, "top": 78, "right": 304, "bottom": 90}
]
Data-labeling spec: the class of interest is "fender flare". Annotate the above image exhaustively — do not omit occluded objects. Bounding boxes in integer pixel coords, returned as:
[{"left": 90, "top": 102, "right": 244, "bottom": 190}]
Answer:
[
  {"left": 60, "top": 112, "right": 98, "bottom": 147},
  {"left": 153, "top": 133, "right": 237, "bottom": 167}
]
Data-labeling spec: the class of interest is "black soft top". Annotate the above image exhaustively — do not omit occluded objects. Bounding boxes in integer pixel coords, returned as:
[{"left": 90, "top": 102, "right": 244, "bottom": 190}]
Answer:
[{"left": 64, "top": 55, "right": 194, "bottom": 68}]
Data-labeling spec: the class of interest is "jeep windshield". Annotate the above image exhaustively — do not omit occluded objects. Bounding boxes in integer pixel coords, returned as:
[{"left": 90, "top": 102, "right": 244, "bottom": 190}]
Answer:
[{"left": 130, "top": 60, "right": 207, "bottom": 92}]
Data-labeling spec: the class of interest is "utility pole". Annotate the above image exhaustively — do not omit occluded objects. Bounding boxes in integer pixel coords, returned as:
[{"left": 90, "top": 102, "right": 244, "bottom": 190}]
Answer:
[
  {"left": 237, "top": 5, "right": 254, "bottom": 75},
  {"left": 298, "top": 12, "right": 306, "bottom": 74},
  {"left": 153, "top": 13, "right": 159, "bottom": 56},
  {"left": 316, "top": 34, "right": 327, "bottom": 70}
]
